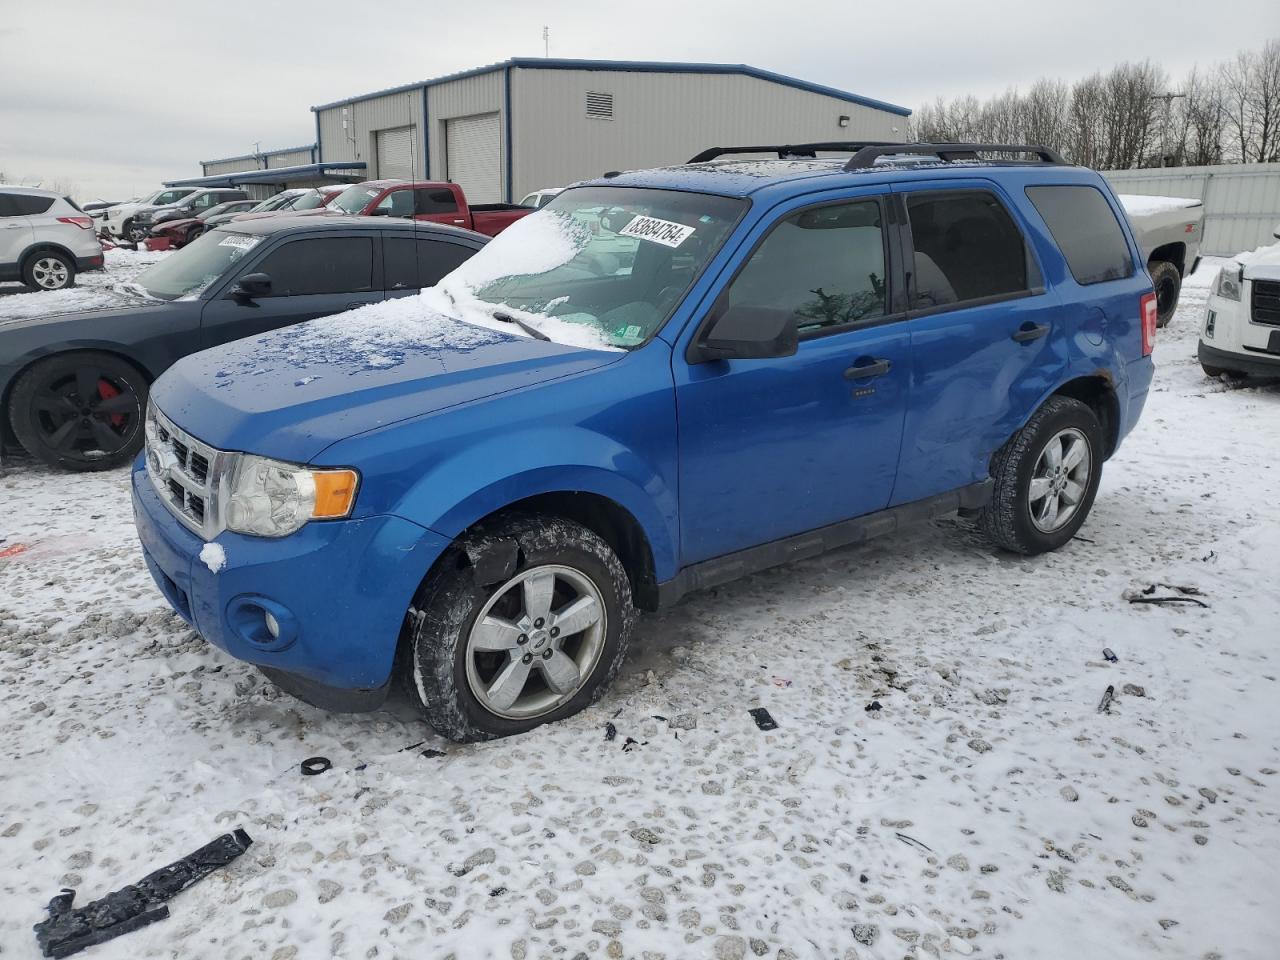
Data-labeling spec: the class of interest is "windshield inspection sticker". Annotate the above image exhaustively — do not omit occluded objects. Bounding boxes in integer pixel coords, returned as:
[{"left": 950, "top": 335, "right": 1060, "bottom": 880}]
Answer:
[
  {"left": 217, "top": 235, "right": 262, "bottom": 251},
  {"left": 619, "top": 215, "right": 695, "bottom": 248}
]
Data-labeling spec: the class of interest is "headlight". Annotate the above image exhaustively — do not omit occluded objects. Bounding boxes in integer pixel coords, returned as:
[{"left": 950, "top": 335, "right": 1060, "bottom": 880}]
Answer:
[
  {"left": 1214, "top": 262, "right": 1243, "bottom": 301},
  {"left": 224, "top": 455, "right": 359, "bottom": 537}
]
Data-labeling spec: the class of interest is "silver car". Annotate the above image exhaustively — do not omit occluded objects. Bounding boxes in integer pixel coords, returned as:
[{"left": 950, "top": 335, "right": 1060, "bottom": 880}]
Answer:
[{"left": 0, "top": 186, "right": 104, "bottom": 291}]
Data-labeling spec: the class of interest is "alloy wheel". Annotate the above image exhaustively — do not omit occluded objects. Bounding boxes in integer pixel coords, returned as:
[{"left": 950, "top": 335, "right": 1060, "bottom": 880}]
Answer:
[
  {"left": 31, "top": 257, "right": 70, "bottom": 290},
  {"left": 464, "top": 564, "right": 607, "bottom": 720},
  {"left": 1028, "top": 427, "right": 1091, "bottom": 533},
  {"left": 31, "top": 365, "right": 140, "bottom": 462}
]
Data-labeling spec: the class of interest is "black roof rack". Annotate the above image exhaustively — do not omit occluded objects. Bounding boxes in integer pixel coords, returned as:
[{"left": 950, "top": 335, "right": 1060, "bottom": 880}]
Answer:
[
  {"left": 687, "top": 142, "right": 898, "bottom": 163},
  {"left": 843, "top": 142, "right": 1067, "bottom": 170},
  {"left": 686, "top": 141, "right": 1068, "bottom": 169}
]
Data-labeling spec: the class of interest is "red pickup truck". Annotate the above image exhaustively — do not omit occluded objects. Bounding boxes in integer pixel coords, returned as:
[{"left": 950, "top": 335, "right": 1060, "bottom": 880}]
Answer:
[{"left": 319, "top": 179, "right": 532, "bottom": 236}]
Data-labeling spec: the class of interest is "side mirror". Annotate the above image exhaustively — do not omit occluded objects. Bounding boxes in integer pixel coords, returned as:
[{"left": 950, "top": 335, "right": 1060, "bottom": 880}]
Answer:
[
  {"left": 229, "top": 272, "right": 272, "bottom": 299},
  {"left": 1273, "top": 222, "right": 1279, "bottom": 239},
  {"left": 693, "top": 304, "right": 798, "bottom": 362},
  {"left": 367, "top": 206, "right": 390, "bottom": 217}
]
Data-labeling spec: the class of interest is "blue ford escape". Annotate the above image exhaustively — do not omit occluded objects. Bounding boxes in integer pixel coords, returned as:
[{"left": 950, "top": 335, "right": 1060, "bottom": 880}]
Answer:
[{"left": 132, "top": 142, "right": 1157, "bottom": 741}]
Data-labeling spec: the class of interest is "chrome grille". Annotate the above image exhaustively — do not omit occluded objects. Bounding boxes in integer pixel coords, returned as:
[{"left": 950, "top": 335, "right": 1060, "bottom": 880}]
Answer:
[
  {"left": 1251, "top": 279, "right": 1280, "bottom": 327},
  {"left": 145, "top": 406, "right": 230, "bottom": 538}
]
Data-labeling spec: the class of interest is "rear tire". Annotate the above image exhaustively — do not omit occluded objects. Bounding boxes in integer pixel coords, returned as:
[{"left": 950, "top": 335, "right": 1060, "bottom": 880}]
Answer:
[
  {"left": 8, "top": 351, "right": 148, "bottom": 471},
  {"left": 406, "top": 514, "right": 636, "bottom": 742},
  {"left": 1200, "top": 362, "right": 1239, "bottom": 379},
  {"left": 1150, "top": 260, "right": 1181, "bottom": 328},
  {"left": 22, "top": 251, "right": 76, "bottom": 291},
  {"left": 978, "top": 396, "right": 1104, "bottom": 555}
]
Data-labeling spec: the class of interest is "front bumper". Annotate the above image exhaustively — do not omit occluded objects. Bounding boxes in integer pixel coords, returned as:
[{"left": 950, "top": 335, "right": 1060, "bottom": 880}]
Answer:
[
  {"left": 131, "top": 459, "right": 450, "bottom": 709},
  {"left": 1199, "top": 340, "right": 1280, "bottom": 377}
]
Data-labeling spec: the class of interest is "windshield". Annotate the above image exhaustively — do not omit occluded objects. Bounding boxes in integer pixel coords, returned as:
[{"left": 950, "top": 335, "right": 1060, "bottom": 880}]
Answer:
[
  {"left": 328, "top": 184, "right": 380, "bottom": 214},
  {"left": 289, "top": 190, "right": 327, "bottom": 211},
  {"left": 135, "top": 230, "right": 263, "bottom": 300},
  {"left": 436, "top": 186, "right": 744, "bottom": 349},
  {"left": 151, "top": 189, "right": 195, "bottom": 206}
]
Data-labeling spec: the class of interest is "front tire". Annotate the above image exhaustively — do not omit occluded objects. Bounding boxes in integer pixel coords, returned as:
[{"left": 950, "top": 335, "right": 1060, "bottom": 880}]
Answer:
[
  {"left": 7, "top": 351, "right": 148, "bottom": 471},
  {"left": 23, "top": 251, "right": 76, "bottom": 291},
  {"left": 978, "top": 396, "right": 1104, "bottom": 555},
  {"left": 126, "top": 220, "right": 148, "bottom": 243},
  {"left": 406, "top": 514, "right": 636, "bottom": 742},
  {"left": 1150, "top": 260, "right": 1181, "bottom": 328}
]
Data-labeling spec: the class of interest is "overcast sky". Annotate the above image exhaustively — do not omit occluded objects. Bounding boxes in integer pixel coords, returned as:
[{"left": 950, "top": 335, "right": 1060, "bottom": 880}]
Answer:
[{"left": 1, "top": 0, "right": 1274, "bottom": 200}]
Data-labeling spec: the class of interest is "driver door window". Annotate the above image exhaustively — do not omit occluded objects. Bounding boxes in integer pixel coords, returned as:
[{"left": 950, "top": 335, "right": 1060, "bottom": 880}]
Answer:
[
  {"left": 727, "top": 201, "right": 887, "bottom": 333},
  {"left": 250, "top": 237, "right": 374, "bottom": 296},
  {"left": 373, "top": 190, "right": 415, "bottom": 219}
]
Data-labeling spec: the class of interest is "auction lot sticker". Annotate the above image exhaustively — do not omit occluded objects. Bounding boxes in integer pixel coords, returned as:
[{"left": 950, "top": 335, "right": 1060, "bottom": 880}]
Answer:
[
  {"left": 619, "top": 215, "right": 695, "bottom": 248},
  {"left": 218, "top": 234, "right": 262, "bottom": 251}
]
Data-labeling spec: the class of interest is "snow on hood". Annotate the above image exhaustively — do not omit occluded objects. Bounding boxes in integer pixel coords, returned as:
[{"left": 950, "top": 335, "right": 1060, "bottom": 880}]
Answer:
[
  {"left": 0, "top": 248, "right": 172, "bottom": 326},
  {"left": 207, "top": 210, "right": 619, "bottom": 382},
  {"left": 1237, "top": 238, "right": 1280, "bottom": 279},
  {"left": 1117, "top": 194, "right": 1202, "bottom": 216}
]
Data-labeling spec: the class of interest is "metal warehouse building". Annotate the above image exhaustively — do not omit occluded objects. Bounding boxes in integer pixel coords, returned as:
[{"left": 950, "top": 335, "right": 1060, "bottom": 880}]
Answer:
[{"left": 174, "top": 58, "right": 909, "bottom": 202}]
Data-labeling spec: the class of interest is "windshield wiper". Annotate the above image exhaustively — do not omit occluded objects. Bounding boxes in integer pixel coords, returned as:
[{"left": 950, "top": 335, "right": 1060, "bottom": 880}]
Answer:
[{"left": 493, "top": 310, "right": 550, "bottom": 342}]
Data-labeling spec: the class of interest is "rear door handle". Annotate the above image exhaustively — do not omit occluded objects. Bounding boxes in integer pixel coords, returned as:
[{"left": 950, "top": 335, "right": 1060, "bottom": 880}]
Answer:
[
  {"left": 844, "top": 357, "right": 892, "bottom": 379},
  {"left": 1012, "top": 322, "right": 1050, "bottom": 343}
]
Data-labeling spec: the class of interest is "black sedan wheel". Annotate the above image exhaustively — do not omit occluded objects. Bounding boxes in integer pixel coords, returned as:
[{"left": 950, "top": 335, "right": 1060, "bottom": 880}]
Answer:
[{"left": 8, "top": 352, "right": 148, "bottom": 471}]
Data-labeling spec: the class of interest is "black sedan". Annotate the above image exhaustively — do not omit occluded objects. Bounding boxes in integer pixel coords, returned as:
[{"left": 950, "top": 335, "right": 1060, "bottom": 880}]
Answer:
[{"left": 0, "top": 217, "right": 486, "bottom": 471}]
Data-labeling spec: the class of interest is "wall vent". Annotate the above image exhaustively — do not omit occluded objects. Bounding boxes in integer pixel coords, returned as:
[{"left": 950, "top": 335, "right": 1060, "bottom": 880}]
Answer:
[{"left": 586, "top": 91, "right": 614, "bottom": 120}]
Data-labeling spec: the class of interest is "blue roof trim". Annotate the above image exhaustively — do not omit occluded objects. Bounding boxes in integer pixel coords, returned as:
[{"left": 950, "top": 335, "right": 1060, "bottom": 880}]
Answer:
[
  {"left": 200, "top": 143, "right": 318, "bottom": 166},
  {"left": 166, "top": 161, "right": 366, "bottom": 188},
  {"left": 309, "top": 59, "right": 910, "bottom": 117}
]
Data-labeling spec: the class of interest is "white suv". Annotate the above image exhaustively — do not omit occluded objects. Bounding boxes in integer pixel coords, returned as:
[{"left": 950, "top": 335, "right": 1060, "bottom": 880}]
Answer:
[
  {"left": 101, "top": 187, "right": 199, "bottom": 242},
  {"left": 0, "top": 186, "right": 104, "bottom": 291},
  {"left": 1200, "top": 224, "right": 1280, "bottom": 379}
]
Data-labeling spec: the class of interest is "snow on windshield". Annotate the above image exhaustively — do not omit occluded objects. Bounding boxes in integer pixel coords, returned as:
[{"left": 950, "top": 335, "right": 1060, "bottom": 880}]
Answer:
[{"left": 0, "top": 246, "right": 168, "bottom": 325}]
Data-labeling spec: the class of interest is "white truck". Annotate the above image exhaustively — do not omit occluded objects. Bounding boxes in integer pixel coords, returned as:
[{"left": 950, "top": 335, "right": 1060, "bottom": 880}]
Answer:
[
  {"left": 1118, "top": 194, "right": 1205, "bottom": 328},
  {"left": 1199, "top": 224, "right": 1280, "bottom": 379}
]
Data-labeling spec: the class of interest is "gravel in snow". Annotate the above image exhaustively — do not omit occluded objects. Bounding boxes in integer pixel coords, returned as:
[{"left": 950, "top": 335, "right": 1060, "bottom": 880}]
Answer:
[{"left": 1, "top": 262, "right": 1278, "bottom": 959}]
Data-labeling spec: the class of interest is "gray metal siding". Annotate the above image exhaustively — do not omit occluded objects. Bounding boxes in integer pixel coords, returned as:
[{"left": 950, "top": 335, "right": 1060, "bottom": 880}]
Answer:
[
  {"left": 1103, "top": 163, "right": 1280, "bottom": 258},
  {"left": 202, "top": 158, "right": 253, "bottom": 177},
  {"left": 426, "top": 71, "right": 505, "bottom": 187},
  {"left": 317, "top": 87, "right": 426, "bottom": 177},
  {"left": 265, "top": 148, "right": 314, "bottom": 169},
  {"left": 509, "top": 68, "right": 905, "bottom": 199}
]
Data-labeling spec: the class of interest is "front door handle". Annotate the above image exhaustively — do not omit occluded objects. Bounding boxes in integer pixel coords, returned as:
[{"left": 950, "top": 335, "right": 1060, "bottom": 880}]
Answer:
[
  {"left": 844, "top": 357, "right": 892, "bottom": 379},
  {"left": 1012, "top": 322, "right": 1050, "bottom": 343}
]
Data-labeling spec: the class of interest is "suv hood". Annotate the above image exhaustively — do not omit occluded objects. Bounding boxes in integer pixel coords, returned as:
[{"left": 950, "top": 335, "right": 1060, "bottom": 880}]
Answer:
[
  {"left": 1241, "top": 242, "right": 1280, "bottom": 281},
  {"left": 151, "top": 297, "right": 622, "bottom": 464}
]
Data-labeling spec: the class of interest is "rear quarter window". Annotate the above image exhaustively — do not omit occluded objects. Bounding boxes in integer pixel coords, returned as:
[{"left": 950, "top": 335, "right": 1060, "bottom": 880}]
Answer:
[
  {"left": 1026, "top": 185, "right": 1134, "bottom": 286},
  {"left": 0, "top": 193, "right": 56, "bottom": 216}
]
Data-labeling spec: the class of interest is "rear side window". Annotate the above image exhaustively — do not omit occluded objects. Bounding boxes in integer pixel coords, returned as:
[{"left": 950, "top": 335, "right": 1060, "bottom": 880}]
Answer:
[
  {"left": 415, "top": 188, "right": 458, "bottom": 215},
  {"left": 253, "top": 236, "right": 374, "bottom": 296},
  {"left": 1026, "top": 185, "right": 1134, "bottom": 285},
  {"left": 727, "top": 200, "right": 887, "bottom": 333},
  {"left": 383, "top": 237, "right": 475, "bottom": 289},
  {"left": 418, "top": 239, "right": 473, "bottom": 285},
  {"left": 0, "top": 193, "right": 56, "bottom": 216},
  {"left": 905, "top": 190, "right": 1031, "bottom": 308}
]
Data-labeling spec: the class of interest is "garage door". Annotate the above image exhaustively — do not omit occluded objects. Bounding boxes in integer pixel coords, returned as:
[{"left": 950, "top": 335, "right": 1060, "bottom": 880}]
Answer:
[
  {"left": 446, "top": 113, "right": 501, "bottom": 203},
  {"left": 375, "top": 126, "right": 416, "bottom": 180}
]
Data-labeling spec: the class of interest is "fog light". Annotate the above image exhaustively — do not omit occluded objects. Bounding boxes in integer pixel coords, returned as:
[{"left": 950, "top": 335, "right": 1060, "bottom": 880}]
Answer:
[{"left": 264, "top": 610, "right": 281, "bottom": 639}]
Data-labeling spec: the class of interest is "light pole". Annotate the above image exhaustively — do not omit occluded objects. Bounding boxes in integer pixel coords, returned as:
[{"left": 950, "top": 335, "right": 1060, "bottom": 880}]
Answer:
[{"left": 1150, "top": 92, "right": 1186, "bottom": 167}]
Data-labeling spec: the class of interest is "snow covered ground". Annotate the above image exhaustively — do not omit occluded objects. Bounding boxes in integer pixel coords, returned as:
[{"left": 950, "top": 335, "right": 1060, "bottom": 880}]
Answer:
[
  {"left": 1, "top": 263, "right": 1278, "bottom": 960},
  {"left": 0, "top": 245, "right": 169, "bottom": 319}
]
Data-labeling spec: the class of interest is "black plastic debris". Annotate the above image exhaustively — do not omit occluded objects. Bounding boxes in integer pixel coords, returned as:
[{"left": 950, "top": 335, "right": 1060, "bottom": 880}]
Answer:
[
  {"left": 300, "top": 757, "right": 331, "bottom": 776},
  {"left": 1102, "top": 648, "right": 1118, "bottom": 663},
  {"left": 622, "top": 737, "right": 646, "bottom": 752},
  {"left": 603, "top": 722, "right": 617, "bottom": 742},
  {"left": 1128, "top": 584, "right": 1209, "bottom": 608},
  {"left": 1098, "top": 685, "right": 1116, "bottom": 714},
  {"left": 398, "top": 740, "right": 427, "bottom": 753},
  {"left": 33, "top": 828, "right": 252, "bottom": 958},
  {"left": 748, "top": 707, "right": 778, "bottom": 731},
  {"left": 865, "top": 701, "right": 882, "bottom": 713},
  {"left": 421, "top": 749, "right": 446, "bottom": 759},
  {"left": 895, "top": 832, "right": 933, "bottom": 853}
]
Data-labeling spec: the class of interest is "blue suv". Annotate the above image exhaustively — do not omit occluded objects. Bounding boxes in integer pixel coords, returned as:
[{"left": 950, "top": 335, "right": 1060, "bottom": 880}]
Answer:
[{"left": 131, "top": 142, "right": 1157, "bottom": 741}]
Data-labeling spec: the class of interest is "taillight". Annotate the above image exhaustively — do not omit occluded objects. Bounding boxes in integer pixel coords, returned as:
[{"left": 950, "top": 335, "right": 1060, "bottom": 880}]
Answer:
[
  {"left": 57, "top": 216, "right": 95, "bottom": 230},
  {"left": 1140, "top": 290, "right": 1157, "bottom": 356}
]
